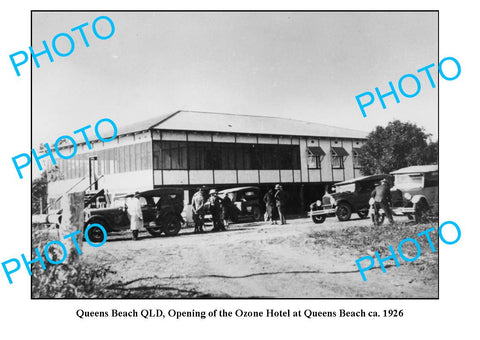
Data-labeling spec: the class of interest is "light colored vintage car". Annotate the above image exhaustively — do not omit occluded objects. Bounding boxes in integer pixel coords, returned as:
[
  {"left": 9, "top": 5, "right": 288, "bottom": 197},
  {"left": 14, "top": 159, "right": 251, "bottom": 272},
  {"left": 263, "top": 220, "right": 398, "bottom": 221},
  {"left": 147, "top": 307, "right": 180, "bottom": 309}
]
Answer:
[{"left": 390, "top": 164, "right": 438, "bottom": 222}]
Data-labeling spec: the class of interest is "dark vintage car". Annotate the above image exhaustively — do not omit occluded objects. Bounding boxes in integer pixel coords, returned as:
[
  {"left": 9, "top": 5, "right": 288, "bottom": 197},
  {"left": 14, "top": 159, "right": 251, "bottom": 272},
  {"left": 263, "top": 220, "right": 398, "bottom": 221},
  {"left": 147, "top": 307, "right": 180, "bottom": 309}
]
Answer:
[
  {"left": 217, "top": 186, "right": 264, "bottom": 222},
  {"left": 84, "top": 188, "right": 185, "bottom": 242},
  {"left": 309, "top": 174, "right": 395, "bottom": 223},
  {"left": 390, "top": 165, "right": 438, "bottom": 222}
]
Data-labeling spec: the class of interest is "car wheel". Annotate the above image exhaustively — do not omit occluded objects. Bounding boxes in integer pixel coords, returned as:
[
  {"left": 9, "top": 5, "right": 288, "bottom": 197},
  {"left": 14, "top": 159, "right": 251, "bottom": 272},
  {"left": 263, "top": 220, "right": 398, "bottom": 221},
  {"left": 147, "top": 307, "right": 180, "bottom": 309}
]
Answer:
[
  {"left": 414, "top": 200, "right": 428, "bottom": 223},
  {"left": 252, "top": 206, "right": 263, "bottom": 221},
  {"left": 312, "top": 215, "right": 326, "bottom": 224},
  {"left": 146, "top": 226, "right": 163, "bottom": 237},
  {"left": 163, "top": 215, "right": 182, "bottom": 236},
  {"left": 336, "top": 203, "right": 352, "bottom": 221},
  {"left": 357, "top": 210, "right": 369, "bottom": 219},
  {"left": 86, "top": 222, "right": 107, "bottom": 243}
]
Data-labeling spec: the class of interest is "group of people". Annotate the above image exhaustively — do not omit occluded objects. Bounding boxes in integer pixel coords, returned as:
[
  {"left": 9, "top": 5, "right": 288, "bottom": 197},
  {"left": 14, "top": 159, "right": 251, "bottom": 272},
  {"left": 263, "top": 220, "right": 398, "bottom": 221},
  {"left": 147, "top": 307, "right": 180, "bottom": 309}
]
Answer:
[
  {"left": 128, "top": 184, "right": 290, "bottom": 240},
  {"left": 191, "top": 186, "right": 233, "bottom": 233},
  {"left": 263, "top": 184, "right": 288, "bottom": 225}
]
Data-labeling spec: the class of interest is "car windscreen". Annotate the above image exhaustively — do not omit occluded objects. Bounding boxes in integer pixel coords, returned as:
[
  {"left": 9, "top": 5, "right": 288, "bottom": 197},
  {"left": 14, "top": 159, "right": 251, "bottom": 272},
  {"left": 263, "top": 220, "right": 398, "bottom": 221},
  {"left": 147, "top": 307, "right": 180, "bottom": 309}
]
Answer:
[
  {"left": 394, "top": 174, "right": 424, "bottom": 190},
  {"left": 335, "top": 183, "right": 355, "bottom": 193},
  {"left": 112, "top": 197, "right": 126, "bottom": 207}
]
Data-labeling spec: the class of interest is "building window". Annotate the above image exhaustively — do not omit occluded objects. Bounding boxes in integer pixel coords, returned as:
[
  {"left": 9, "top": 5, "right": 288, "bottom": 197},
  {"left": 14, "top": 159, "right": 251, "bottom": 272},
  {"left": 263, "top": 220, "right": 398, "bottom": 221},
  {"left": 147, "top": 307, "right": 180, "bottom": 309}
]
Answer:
[
  {"left": 188, "top": 142, "right": 210, "bottom": 170},
  {"left": 213, "top": 144, "right": 236, "bottom": 169},
  {"left": 307, "top": 146, "right": 325, "bottom": 169},
  {"left": 331, "top": 146, "right": 349, "bottom": 169},
  {"left": 153, "top": 141, "right": 300, "bottom": 170},
  {"left": 154, "top": 141, "right": 188, "bottom": 170},
  {"left": 352, "top": 147, "right": 361, "bottom": 168},
  {"left": 277, "top": 145, "right": 296, "bottom": 169},
  {"left": 259, "top": 144, "right": 276, "bottom": 169}
]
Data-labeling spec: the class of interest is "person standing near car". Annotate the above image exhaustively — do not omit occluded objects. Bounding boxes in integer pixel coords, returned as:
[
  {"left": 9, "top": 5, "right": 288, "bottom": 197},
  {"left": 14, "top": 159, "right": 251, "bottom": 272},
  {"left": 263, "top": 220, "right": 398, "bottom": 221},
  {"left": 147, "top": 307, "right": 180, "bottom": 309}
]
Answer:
[
  {"left": 192, "top": 186, "right": 207, "bottom": 233},
  {"left": 127, "top": 191, "right": 143, "bottom": 240},
  {"left": 263, "top": 188, "right": 277, "bottom": 224},
  {"left": 274, "top": 184, "right": 287, "bottom": 225},
  {"left": 208, "top": 189, "right": 224, "bottom": 232},
  {"left": 371, "top": 178, "right": 394, "bottom": 224},
  {"left": 220, "top": 193, "right": 232, "bottom": 230}
]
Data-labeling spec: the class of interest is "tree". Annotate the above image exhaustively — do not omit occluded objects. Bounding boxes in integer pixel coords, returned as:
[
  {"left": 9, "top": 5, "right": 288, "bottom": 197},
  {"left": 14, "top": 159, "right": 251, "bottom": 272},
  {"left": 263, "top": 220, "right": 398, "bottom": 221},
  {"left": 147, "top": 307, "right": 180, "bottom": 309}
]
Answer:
[
  {"left": 32, "top": 142, "right": 66, "bottom": 214},
  {"left": 358, "top": 120, "right": 438, "bottom": 175},
  {"left": 32, "top": 170, "right": 48, "bottom": 214}
]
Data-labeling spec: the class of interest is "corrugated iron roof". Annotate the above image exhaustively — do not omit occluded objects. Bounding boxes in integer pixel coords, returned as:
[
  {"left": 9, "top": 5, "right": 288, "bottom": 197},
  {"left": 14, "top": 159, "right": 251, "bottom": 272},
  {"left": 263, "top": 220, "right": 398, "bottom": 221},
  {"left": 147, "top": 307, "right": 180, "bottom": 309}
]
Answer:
[
  {"left": 63, "top": 110, "right": 367, "bottom": 147},
  {"left": 116, "top": 112, "right": 176, "bottom": 136},
  {"left": 151, "top": 111, "right": 368, "bottom": 139}
]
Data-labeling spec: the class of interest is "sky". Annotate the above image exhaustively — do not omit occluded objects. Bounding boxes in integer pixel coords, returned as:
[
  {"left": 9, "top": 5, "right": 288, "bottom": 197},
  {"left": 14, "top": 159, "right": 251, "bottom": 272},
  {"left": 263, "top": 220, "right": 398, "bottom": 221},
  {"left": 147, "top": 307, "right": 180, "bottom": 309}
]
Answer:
[{"left": 32, "top": 11, "right": 438, "bottom": 148}]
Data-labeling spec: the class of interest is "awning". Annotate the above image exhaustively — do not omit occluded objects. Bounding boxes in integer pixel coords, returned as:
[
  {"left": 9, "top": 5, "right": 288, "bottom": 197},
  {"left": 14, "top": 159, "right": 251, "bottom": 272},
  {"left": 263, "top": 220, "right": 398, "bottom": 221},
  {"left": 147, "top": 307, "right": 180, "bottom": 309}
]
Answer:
[
  {"left": 331, "top": 146, "right": 349, "bottom": 157},
  {"left": 307, "top": 146, "right": 326, "bottom": 157},
  {"left": 352, "top": 147, "right": 361, "bottom": 155}
]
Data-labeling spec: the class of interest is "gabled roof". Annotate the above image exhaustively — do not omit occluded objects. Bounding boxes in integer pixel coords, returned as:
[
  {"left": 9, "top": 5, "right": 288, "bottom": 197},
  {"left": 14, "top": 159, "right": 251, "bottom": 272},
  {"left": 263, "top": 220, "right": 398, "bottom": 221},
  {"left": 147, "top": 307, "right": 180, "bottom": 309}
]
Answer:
[
  {"left": 65, "top": 110, "right": 367, "bottom": 147},
  {"left": 390, "top": 165, "right": 438, "bottom": 175},
  {"left": 115, "top": 112, "right": 175, "bottom": 136},
  {"left": 150, "top": 110, "right": 367, "bottom": 139}
]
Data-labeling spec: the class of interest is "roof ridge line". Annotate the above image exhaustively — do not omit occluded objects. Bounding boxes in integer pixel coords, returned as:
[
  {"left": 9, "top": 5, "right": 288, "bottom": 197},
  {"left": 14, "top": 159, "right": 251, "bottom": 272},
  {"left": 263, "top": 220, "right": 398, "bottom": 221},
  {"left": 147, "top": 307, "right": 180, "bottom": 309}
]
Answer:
[
  {"left": 148, "top": 110, "right": 182, "bottom": 129},
  {"left": 176, "top": 110, "right": 368, "bottom": 134}
]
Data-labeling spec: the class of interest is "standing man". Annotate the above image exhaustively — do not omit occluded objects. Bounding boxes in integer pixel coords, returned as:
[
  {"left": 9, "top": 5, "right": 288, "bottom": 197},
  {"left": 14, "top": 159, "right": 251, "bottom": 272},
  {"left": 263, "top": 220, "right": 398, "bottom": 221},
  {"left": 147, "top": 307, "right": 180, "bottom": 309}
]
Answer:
[
  {"left": 371, "top": 178, "right": 394, "bottom": 224},
  {"left": 220, "top": 192, "right": 232, "bottom": 230},
  {"left": 127, "top": 191, "right": 143, "bottom": 240},
  {"left": 192, "top": 186, "right": 207, "bottom": 233},
  {"left": 263, "top": 188, "right": 277, "bottom": 224},
  {"left": 274, "top": 184, "right": 287, "bottom": 225},
  {"left": 208, "top": 189, "right": 225, "bottom": 232}
]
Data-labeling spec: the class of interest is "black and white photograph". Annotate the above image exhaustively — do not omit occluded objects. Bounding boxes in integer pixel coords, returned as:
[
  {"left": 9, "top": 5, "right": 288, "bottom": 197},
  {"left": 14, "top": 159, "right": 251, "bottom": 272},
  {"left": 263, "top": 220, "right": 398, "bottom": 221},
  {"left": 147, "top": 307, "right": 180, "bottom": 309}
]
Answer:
[
  {"left": 30, "top": 11, "right": 440, "bottom": 299},
  {"left": 4, "top": 0, "right": 480, "bottom": 338}
]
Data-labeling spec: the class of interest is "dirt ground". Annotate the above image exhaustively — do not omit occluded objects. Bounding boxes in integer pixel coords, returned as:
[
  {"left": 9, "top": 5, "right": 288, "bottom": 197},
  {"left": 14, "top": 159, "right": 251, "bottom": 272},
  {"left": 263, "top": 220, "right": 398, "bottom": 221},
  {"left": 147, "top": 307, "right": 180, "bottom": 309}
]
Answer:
[{"left": 83, "top": 216, "right": 438, "bottom": 298}]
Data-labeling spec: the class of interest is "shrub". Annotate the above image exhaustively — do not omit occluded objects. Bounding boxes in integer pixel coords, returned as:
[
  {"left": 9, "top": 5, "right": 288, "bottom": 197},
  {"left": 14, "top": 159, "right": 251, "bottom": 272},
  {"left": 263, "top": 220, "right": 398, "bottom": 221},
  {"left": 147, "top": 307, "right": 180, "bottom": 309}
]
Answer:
[{"left": 31, "top": 226, "right": 115, "bottom": 298}]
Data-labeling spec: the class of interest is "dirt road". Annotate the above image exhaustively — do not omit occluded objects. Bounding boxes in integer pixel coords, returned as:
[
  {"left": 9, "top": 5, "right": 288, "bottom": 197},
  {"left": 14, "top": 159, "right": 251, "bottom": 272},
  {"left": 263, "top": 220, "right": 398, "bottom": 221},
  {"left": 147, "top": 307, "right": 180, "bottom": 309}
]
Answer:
[{"left": 83, "top": 216, "right": 438, "bottom": 298}]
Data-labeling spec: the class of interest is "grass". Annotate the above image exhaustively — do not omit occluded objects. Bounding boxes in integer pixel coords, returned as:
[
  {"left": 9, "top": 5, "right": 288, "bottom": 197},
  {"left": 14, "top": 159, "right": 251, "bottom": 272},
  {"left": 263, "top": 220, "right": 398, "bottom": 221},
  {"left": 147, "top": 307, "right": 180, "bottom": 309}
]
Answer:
[
  {"left": 308, "top": 220, "right": 439, "bottom": 284},
  {"left": 31, "top": 225, "right": 223, "bottom": 298}
]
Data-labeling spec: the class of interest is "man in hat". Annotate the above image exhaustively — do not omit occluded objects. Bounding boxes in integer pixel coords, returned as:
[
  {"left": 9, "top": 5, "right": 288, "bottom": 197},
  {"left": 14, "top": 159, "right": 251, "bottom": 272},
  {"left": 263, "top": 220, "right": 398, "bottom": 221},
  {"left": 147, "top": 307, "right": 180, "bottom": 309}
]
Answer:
[
  {"left": 208, "top": 188, "right": 225, "bottom": 232},
  {"left": 274, "top": 184, "right": 287, "bottom": 225},
  {"left": 127, "top": 191, "right": 143, "bottom": 240},
  {"left": 263, "top": 188, "right": 277, "bottom": 224},
  {"left": 192, "top": 186, "right": 208, "bottom": 233},
  {"left": 371, "top": 178, "right": 394, "bottom": 224}
]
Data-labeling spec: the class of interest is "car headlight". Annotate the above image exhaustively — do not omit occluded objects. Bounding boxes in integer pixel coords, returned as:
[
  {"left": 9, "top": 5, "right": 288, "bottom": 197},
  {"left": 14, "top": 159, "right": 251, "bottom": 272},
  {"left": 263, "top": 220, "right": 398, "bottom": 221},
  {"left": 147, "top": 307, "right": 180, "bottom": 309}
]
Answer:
[
  {"left": 404, "top": 193, "right": 412, "bottom": 201},
  {"left": 316, "top": 200, "right": 321, "bottom": 206}
]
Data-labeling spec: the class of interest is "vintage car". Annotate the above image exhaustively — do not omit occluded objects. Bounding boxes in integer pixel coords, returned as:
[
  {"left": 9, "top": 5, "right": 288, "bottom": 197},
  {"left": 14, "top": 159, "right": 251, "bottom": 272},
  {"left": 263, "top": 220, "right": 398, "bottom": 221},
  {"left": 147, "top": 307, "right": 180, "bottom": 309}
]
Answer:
[
  {"left": 84, "top": 188, "right": 185, "bottom": 242},
  {"left": 390, "top": 165, "right": 438, "bottom": 222},
  {"left": 309, "top": 174, "right": 394, "bottom": 223},
  {"left": 217, "top": 186, "right": 264, "bottom": 222}
]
